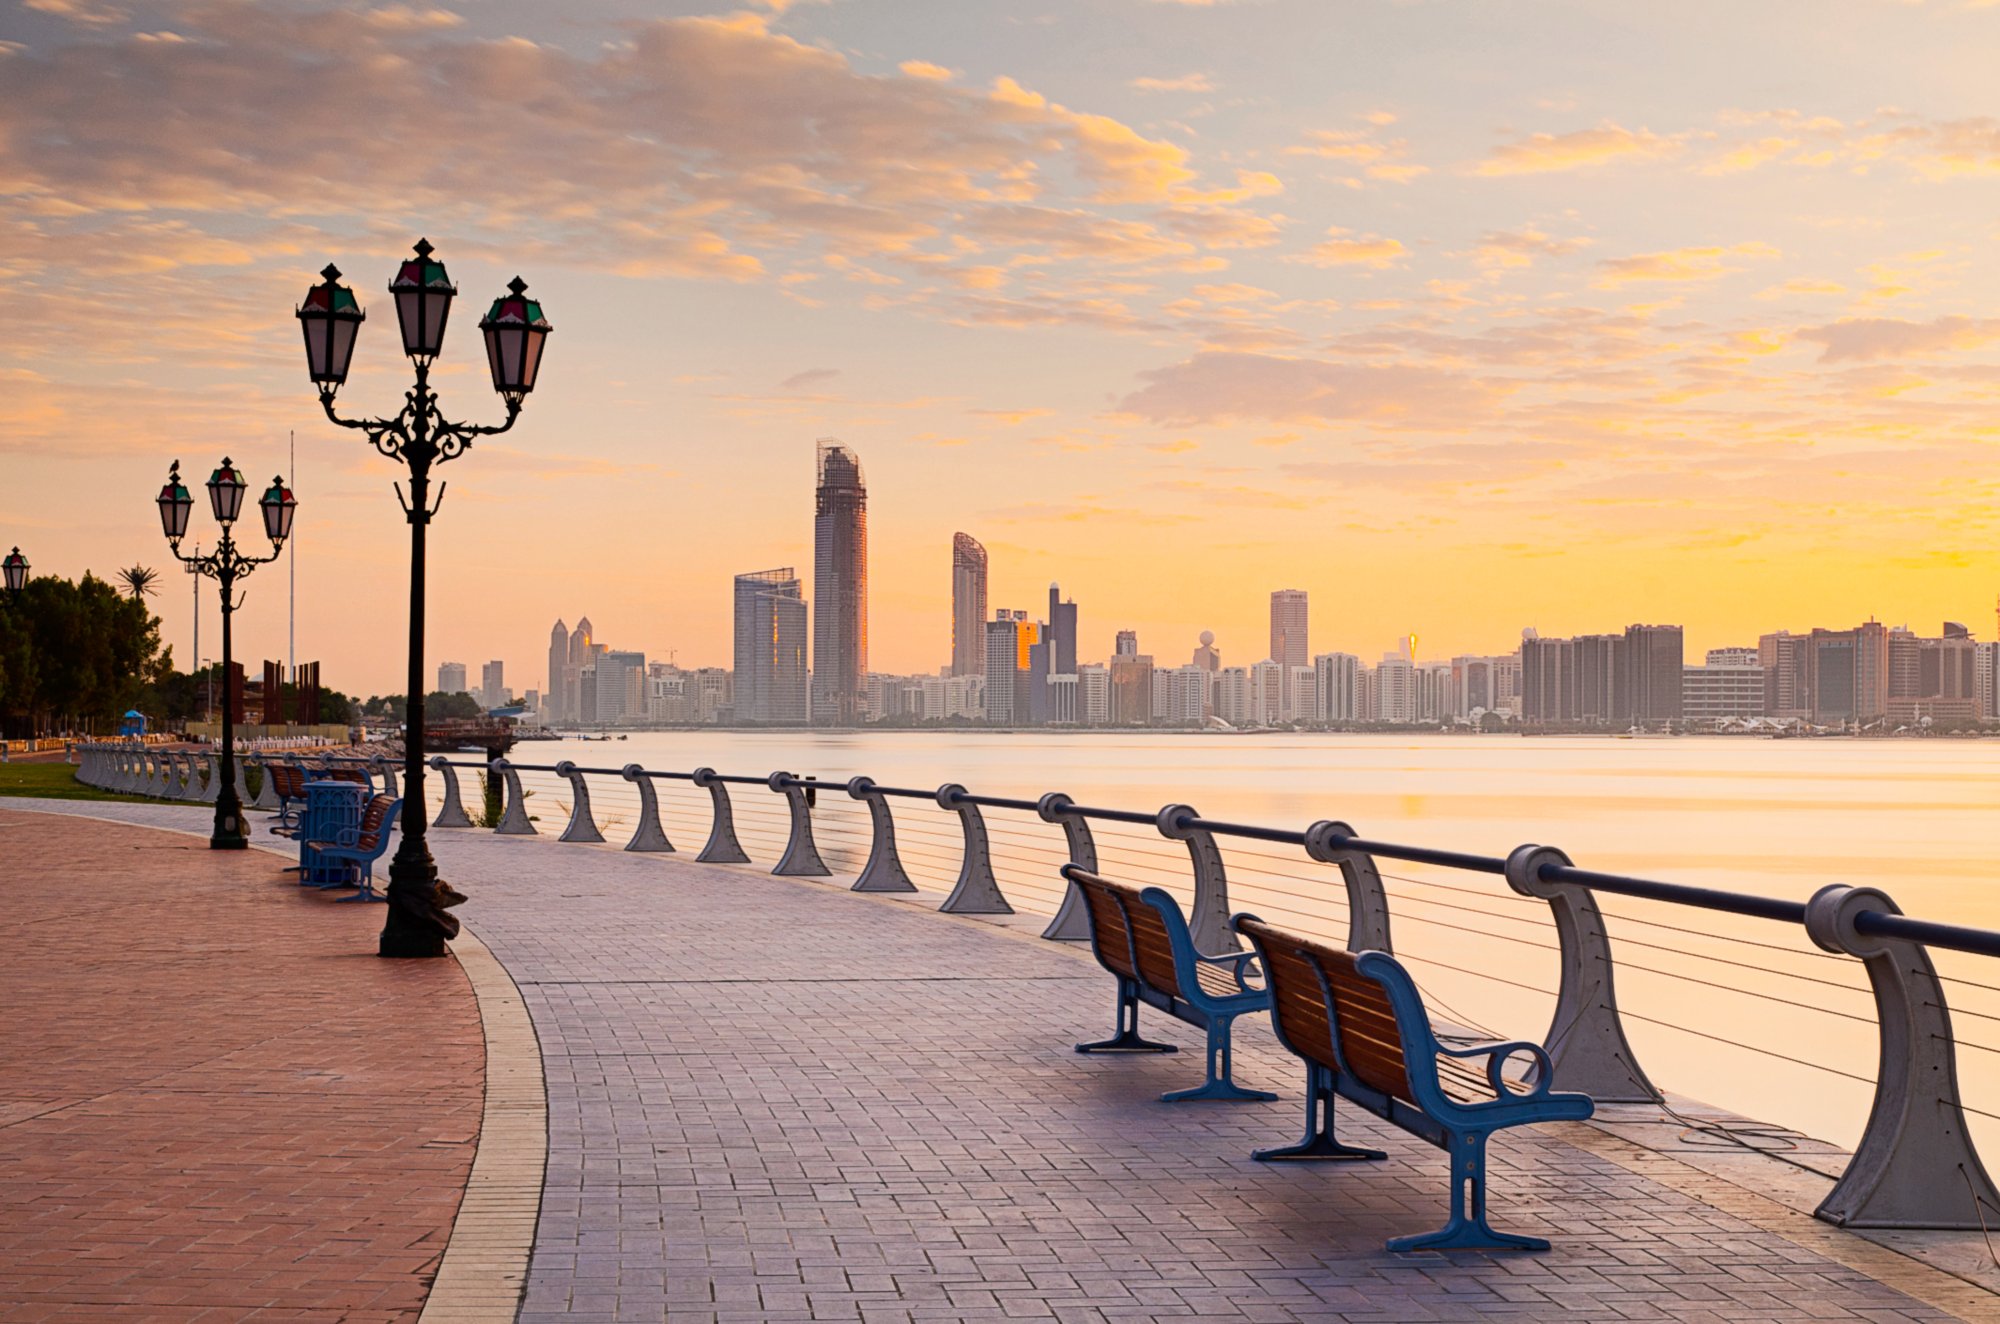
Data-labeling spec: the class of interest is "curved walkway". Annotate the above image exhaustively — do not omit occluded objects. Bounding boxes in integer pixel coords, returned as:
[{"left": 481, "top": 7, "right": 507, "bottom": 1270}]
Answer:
[
  {"left": 0, "top": 807, "right": 485, "bottom": 1322},
  {"left": 15, "top": 797, "right": 2000, "bottom": 1322}
]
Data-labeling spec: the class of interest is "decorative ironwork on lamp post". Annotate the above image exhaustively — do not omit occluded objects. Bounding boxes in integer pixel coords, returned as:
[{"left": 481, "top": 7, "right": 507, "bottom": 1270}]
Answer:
[
  {"left": 157, "top": 460, "right": 295, "bottom": 850},
  {"left": 296, "top": 238, "right": 552, "bottom": 958}
]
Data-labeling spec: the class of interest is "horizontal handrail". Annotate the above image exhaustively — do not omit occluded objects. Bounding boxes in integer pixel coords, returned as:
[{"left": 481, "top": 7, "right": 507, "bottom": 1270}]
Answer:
[
  {"left": 1538, "top": 863, "right": 1809, "bottom": 925},
  {"left": 1051, "top": 802, "right": 1157, "bottom": 826},
  {"left": 1855, "top": 910, "right": 2000, "bottom": 960}
]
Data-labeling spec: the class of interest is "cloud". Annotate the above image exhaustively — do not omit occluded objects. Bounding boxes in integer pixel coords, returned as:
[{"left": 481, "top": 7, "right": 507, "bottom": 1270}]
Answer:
[
  {"left": 1472, "top": 227, "right": 1591, "bottom": 270},
  {"left": 778, "top": 367, "right": 841, "bottom": 391},
  {"left": 1475, "top": 123, "right": 1681, "bottom": 176},
  {"left": 1296, "top": 227, "right": 1407, "bottom": 269},
  {"left": 898, "top": 60, "right": 956, "bottom": 81},
  {"left": 1593, "top": 242, "right": 1779, "bottom": 287},
  {"left": 1130, "top": 73, "right": 1214, "bottom": 93},
  {"left": 1286, "top": 119, "right": 1426, "bottom": 184},
  {"left": 1796, "top": 316, "right": 2000, "bottom": 363},
  {"left": 1118, "top": 351, "right": 1497, "bottom": 427}
]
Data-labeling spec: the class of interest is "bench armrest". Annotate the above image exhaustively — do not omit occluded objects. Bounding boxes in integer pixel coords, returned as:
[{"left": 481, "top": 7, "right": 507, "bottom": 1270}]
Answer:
[{"left": 1438, "top": 1038, "right": 1554, "bottom": 1098}]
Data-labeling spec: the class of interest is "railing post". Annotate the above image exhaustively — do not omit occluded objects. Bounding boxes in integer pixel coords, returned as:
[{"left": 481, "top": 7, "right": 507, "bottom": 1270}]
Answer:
[
  {"left": 370, "top": 755, "right": 400, "bottom": 800},
  {"left": 847, "top": 776, "right": 916, "bottom": 893},
  {"left": 233, "top": 750, "right": 254, "bottom": 809},
  {"left": 1304, "top": 820, "right": 1394, "bottom": 953},
  {"left": 1504, "top": 845, "right": 1661, "bottom": 1103},
  {"left": 621, "top": 764, "right": 674, "bottom": 852},
  {"left": 197, "top": 752, "right": 221, "bottom": 804},
  {"left": 691, "top": 767, "right": 749, "bottom": 863},
  {"left": 936, "top": 783, "right": 1012, "bottom": 914},
  {"left": 171, "top": 752, "right": 198, "bottom": 801},
  {"left": 769, "top": 772, "right": 830, "bottom": 877},
  {"left": 1037, "top": 793, "right": 1097, "bottom": 940},
  {"left": 554, "top": 760, "right": 605, "bottom": 843},
  {"left": 430, "top": 756, "right": 473, "bottom": 828},
  {"left": 251, "top": 756, "right": 281, "bottom": 810},
  {"left": 1806, "top": 883, "right": 2000, "bottom": 1228},
  {"left": 490, "top": 758, "right": 537, "bottom": 835},
  {"left": 1157, "top": 803, "right": 1235, "bottom": 954}
]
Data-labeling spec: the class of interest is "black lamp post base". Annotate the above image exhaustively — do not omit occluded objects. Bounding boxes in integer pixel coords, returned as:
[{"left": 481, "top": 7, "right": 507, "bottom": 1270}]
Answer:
[
  {"left": 209, "top": 835, "right": 249, "bottom": 851},
  {"left": 211, "top": 796, "right": 248, "bottom": 850},
  {"left": 379, "top": 846, "right": 460, "bottom": 959}
]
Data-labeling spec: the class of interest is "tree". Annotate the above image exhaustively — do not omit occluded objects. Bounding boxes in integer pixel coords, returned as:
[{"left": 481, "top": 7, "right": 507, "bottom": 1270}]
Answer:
[
  {"left": 0, "top": 572, "right": 168, "bottom": 738},
  {"left": 117, "top": 566, "right": 160, "bottom": 600}
]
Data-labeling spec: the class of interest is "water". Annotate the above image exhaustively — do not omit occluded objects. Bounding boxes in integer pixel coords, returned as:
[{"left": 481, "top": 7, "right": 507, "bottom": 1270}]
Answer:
[{"left": 488, "top": 730, "right": 2000, "bottom": 1170}]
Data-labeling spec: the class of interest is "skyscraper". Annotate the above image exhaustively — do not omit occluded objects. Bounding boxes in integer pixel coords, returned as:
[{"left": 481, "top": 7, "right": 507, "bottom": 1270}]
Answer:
[
  {"left": 1115, "top": 630, "right": 1139, "bottom": 657},
  {"left": 951, "top": 533, "right": 987, "bottom": 677},
  {"left": 812, "top": 440, "right": 867, "bottom": 726},
  {"left": 1271, "top": 590, "right": 1309, "bottom": 713},
  {"left": 546, "top": 619, "right": 567, "bottom": 722},
  {"left": 734, "top": 568, "right": 808, "bottom": 724},
  {"left": 481, "top": 660, "right": 505, "bottom": 709},
  {"left": 437, "top": 661, "right": 467, "bottom": 694},
  {"left": 567, "top": 617, "right": 593, "bottom": 728},
  {"left": 1046, "top": 582, "right": 1078, "bottom": 676}
]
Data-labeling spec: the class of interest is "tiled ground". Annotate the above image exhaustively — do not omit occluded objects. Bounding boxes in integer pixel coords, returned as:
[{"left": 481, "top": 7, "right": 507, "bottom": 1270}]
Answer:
[
  {"left": 0, "top": 806, "right": 484, "bottom": 1323},
  {"left": 12, "top": 798, "right": 1987, "bottom": 1323}
]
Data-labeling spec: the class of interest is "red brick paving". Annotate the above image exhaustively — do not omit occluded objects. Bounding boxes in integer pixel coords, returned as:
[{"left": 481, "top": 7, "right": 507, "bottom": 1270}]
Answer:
[{"left": 0, "top": 809, "right": 485, "bottom": 1323}]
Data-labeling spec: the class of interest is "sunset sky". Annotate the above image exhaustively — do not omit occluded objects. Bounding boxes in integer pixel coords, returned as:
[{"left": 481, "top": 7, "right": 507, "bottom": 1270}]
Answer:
[{"left": 6, "top": 0, "right": 2000, "bottom": 696}]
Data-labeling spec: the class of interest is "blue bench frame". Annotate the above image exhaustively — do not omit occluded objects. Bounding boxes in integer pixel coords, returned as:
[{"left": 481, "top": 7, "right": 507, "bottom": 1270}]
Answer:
[
  {"left": 1236, "top": 910, "right": 1594, "bottom": 1252},
  {"left": 1066, "top": 865, "right": 1275, "bottom": 1103},
  {"left": 305, "top": 795, "right": 400, "bottom": 903}
]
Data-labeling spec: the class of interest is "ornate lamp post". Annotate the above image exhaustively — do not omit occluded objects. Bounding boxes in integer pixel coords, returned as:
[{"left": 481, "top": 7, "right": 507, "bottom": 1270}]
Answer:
[
  {"left": 297, "top": 239, "right": 552, "bottom": 958},
  {"left": 2, "top": 548, "right": 26, "bottom": 596},
  {"left": 157, "top": 461, "right": 295, "bottom": 849}
]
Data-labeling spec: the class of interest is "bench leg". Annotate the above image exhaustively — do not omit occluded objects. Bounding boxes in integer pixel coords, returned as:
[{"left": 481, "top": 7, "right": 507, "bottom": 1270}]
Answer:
[
  {"left": 1387, "top": 1131, "right": 1549, "bottom": 1253},
  {"left": 1076, "top": 982, "right": 1177, "bottom": 1054},
  {"left": 1254, "top": 1065, "right": 1386, "bottom": 1161},
  {"left": 1162, "top": 1014, "right": 1277, "bottom": 1103}
]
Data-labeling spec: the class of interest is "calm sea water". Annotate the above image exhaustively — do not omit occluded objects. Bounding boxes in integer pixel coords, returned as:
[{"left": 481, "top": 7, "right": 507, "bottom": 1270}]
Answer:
[{"left": 493, "top": 730, "right": 2000, "bottom": 1166}]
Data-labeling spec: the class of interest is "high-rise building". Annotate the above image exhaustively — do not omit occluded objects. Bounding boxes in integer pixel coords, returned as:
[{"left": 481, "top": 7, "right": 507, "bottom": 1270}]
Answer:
[
  {"left": 1519, "top": 631, "right": 1572, "bottom": 724},
  {"left": 1314, "top": 652, "right": 1360, "bottom": 722},
  {"left": 1215, "top": 667, "right": 1252, "bottom": 725},
  {"left": 596, "top": 650, "right": 645, "bottom": 722},
  {"left": 1047, "top": 583, "right": 1078, "bottom": 677},
  {"left": 1808, "top": 621, "right": 1888, "bottom": 725},
  {"left": 1078, "top": 664, "right": 1111, "bottom": 725},
  {"left": 1683, "top": 657, "right": 1765, "bottom": 722},
  {"left": 1270, "top": 589, "right": 1308, "bottom": 711},
  {"left": 1620, "top": 624, "right": 1684, "bottom": 723},
  {"left": 1250, "top": 659, "right": 1283, "bottom": 724},
  {"left": 546, "top": 620, "right": 568, "bottom": 723},
  {"left": 1165, "top": 665, "right": 1208, "bottom": 724},
  {"left": 1374, "top": 654, "right": 1416, "bottom": 723},
  {"left": 951, "top": 533, "right": 987, "bottom": 678},
  {"left": 437, "top": 661, "right": 467, "bottom": 694},
  {"left": 733, "top": 568, "right": 808, "bottom": 724},
  {"left": 1192, "top": 630, "right": 1220, "bottom": 673},
  {"left": 1115, "top": 629, "right": 1139, "bottom": 657},
  {"left": 812, "top": 440, "right": 868, "bottom": 726},
  {"left": 480, "top": 660, "right": 505, "bottom": 709},
  {"left": 1760, "top": 630, "right": 1811, "bottom": 720},
  {"left": 567, "top": 617, "right": 594, "bottom": 727},
  {"left": 984, "top": 610, "right": 1032, "bottom": 723},
  {"left": 1109, "top": 652, "right": 1154, "bottom": 724}
]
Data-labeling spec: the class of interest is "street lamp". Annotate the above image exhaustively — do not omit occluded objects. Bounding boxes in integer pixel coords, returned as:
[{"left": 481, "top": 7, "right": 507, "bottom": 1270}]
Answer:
[
  {"left": 2, "top": 547, "right": 26, "bottom": 596},
  {"left": 157, "top": 460, "right": 292, "bottom": 850},
  {"left": 298, "top": 238, "right": 552, "bottom": 959}
]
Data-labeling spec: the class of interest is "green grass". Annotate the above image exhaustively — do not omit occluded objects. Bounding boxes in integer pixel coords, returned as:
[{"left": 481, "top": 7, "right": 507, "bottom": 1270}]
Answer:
[{"left": 0, "top": 760, "right": 146, "bottom": 802}]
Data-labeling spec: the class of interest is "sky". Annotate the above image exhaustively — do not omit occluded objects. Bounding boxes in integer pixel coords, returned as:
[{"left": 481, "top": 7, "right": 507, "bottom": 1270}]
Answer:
[{"left": 6, "top": 0, "right": 2000, "bottom": 697}]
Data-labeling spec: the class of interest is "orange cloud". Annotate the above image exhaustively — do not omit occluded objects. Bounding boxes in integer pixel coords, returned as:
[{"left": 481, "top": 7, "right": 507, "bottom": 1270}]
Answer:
[
  {"left": 1476, "top": 123, "right": 1681, "bottom": 176},
  {"left": 1296, "top": 227, "right": 1407, "bottom": 269},
  {"left": 1796, "top": 316, "right": 2000, "bottom": 362},
  {"left": 1593, "top": 242, "right": 1779, "bottom": 287}
]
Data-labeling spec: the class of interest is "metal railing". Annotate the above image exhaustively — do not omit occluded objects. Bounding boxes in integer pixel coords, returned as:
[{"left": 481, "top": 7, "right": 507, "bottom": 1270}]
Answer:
[{"left": 64, "top": 741, "right": 2000, "bottom": 1234}]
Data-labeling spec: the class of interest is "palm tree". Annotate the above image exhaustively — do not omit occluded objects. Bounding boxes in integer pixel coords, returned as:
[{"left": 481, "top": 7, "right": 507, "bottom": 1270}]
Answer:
[{"left": 118, "top": 565, "right": 159, "bottom": 600}]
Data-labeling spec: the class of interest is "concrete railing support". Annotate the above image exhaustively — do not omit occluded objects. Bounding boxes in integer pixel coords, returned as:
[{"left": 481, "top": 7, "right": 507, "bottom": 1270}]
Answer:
[
  {"left": 1806, "top": 883, "right": 2000, "bottom": 1228},
  {"left": 251, "top": 756, "right": 281, "bottom": 810},
  {"left": 622, "top": 765, "right": 674, "bottom": 852},
  {"left": 1158, "top": 803, "right": 1235, "bottom": 954},
  {"left": 847, "top": 776, "right": 916, "bottom": 893},
  {"left": 1505, "top": 844, "right": 1661, "bottom": 1103},
  {"left": 197, "top": 753, "right": 221, "bottom": 804},
  {"left": 937, "top": 783, "right": 1012, "bottom": 914},
  {"left": 1037, "top": 793, "right": 1096, "bottom": 940},
  {"left": 430, "top": 756, "right": 473, "bottom": 828},
  {"left": 691, "top": 767, "right": 749, "bottom": 863},
  {"left": 1304, "top": 820, "right": 1394, "bottom": 953},
  {"left": 554, "top": 761, "right": 606, "bottom": 843},
  {"left": 233, "top": 752, "right": 253, "bottom": 809},
  {"left": 370, "top": 756, "right": 400, "bottom": 801},
  {"left": 769, "top": 772, "right": 830, "bottom": 877},
  {"left": 491, "top": 759, "right": 537, "bottom": 835}
]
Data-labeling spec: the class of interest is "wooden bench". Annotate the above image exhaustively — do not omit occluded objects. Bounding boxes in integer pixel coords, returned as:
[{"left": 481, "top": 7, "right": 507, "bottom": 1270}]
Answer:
[
  {"left": 265, "top": 762, "right": 313, "bottom": 836},
  {"left": 305, "top": 794, "right": 400, "bottom": 902},
  {"left": 1235, "top": 912, "right": 1594, "bottom": 1252},
  {"left": 1063, "top": 865, "right": 1275, "bottom": 1102}
]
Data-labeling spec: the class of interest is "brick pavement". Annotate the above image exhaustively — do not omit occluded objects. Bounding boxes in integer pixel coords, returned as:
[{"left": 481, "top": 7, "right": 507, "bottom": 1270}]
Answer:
[
  {"left": 11, "top": 799, "right": 1992, "bottom": 1323},
  {"left": 0, "top": 807, "right": 484, "bottom": 1323}
]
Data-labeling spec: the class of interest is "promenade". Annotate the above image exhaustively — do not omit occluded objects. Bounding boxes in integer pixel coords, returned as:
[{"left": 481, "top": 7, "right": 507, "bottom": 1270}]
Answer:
[{"left": 7, "top": 797, "right": 2000, "bottom": 1321}]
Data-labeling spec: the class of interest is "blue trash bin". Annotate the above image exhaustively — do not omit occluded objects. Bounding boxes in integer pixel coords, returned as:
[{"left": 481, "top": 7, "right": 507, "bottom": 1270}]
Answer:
[{"left": 299, "top": 779, "right": 368, "bottom": 887}]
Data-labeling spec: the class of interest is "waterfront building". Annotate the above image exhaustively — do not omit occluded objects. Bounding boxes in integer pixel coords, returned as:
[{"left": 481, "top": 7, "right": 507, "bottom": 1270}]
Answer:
[
  {"left": 1270, "top": 589, "right": 1308, "bottom": 712},
  {"left": 1115, "top": 629, "right": 1139, "bottom": 658},
  {"left": 578, "top": 665, "right": 595, "bottom": 722},
  {"left": 566, "top": 617, "right": 595, "bottom": 728},
  {"left": 546, "top": 620, "right": 567, "bottom": 723},
  {"left": 438, "top": 661, "right": 468, "bottom": 695},
  {"left": 1149, "top": 667, "right": 1172, "bottom": 722},
  {"left": 1572, "top": 634, "right": 1621, "bottom": 725},
  {"left": 692, "top": 667, "right": 733, "bottom": 724},
  {"left": 1192, "top": 629, "right": 1221, "bottom": 673},
  {"left": 1314, "top": 652, "right": 1360, "bottom": 722},
  {"left": 1048, "top": 673, "right": 1079, "bottom": 724},
  {"left": 1248, "top": 659, "right": 1282, "bottom": 725},
  {"left": 733, "top": 568, "right": 808, "bottom": 724},
  {"left": 645, "top": 668, "right": 686, "bottom": 723},
  {"left": 1078, "top": 664, "right": 1111, "bottom": 725},
  {"left": 1979, "top": 642, "right": 1998, "bottom": 720},
  {"left": 1374, "top": 654, "right": 1416, "bottom": 724},
  {"left": 596, "top": 650, "right": 645, "bottom": 722},
  {"left": 1808, "top": 621, "right": 1889, "bottom": 726},
  {"left": 1683, "top": 659, "right": 1766, "bottom": 722},
  {"left": 481, "top": 659, "right": 505, "bottom": 709},
  {"left": 1415, "top": 661, "right": 1452, "bottom": 722},
  {"left": 1287, "top": 665, "right": 1317, "bottom": 724},
  {"left": 951, "top": 533, "right": 987, "bottom": 678},
  {"left": 812, "top": 440, "right": 868, "bottom": 726},
  {"left": 1047, "top": 583, "right": 1078, "bottom": 677},
  {"left": 1215, "top": 666, "right": 1252, "bottom": 726},
  {"left": 1489, "top": 654, "right": 1522, "bottom": 716},
  {"left": 1165, "top": 665, "right": 1207, "bottom": 725},
  {"left": 983, "top": 610, "right": 1033, "bottom": 723},
  {"left": 1109, "top": 652, "right": 1154, "bottom": 725},
  {"left": 1519, "top": 631, "right": 1570, "bottom": 724},
  {"left": 1622, "top": 624, "right": 1685, "bottom": 723}
]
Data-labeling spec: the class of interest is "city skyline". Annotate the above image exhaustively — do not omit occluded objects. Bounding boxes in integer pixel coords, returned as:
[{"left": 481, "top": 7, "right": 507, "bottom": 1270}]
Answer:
[{"left": 12, "top": 4, "right": 2000, "bottom": 695}]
